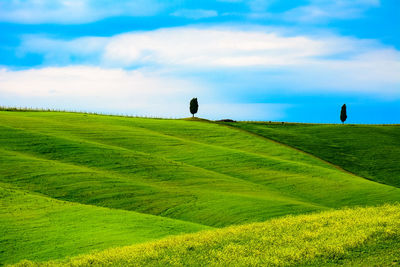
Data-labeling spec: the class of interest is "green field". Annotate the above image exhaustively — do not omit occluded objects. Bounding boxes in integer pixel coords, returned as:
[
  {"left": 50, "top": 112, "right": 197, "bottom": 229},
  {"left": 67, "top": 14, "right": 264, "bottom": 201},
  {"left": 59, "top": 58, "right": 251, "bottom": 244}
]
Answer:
[
  {"left": 222, "top": 122, "right": 400, "bottom": 187},
  {"left": 1, "top": 111, "right": 399, "bottom": 265},
  {"left": 15, "top": 204, "right": 400, "bottom": 266},
  {"left": 0, "top": 186, "right": 209, "bottom": 265}
]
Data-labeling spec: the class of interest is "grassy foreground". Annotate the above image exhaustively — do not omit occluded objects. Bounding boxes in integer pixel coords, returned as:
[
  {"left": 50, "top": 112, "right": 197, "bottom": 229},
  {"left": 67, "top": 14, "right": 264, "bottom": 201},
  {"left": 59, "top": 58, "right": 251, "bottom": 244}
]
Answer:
[
  {"left": 14, "top": 204, "right": 400, "bottom": 266},
  {"left": 1, "top": 111, "right": 400, "bottom": 265},
  {"left": 223, "top": 122, "right": 400, "bottom": 187},
  {"left": 0, "top": 186, "right": 209, "bottom": 265}
]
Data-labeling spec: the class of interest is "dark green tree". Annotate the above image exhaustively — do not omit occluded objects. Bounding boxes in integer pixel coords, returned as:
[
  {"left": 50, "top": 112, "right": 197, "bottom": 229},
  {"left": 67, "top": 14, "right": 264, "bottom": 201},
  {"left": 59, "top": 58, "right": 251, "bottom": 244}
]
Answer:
[
  {"left": 190, "top": 98, "right": 199, "bottom": 117},
  {"left": 340, "top": 104, "right": 347, "bottom": 124}
]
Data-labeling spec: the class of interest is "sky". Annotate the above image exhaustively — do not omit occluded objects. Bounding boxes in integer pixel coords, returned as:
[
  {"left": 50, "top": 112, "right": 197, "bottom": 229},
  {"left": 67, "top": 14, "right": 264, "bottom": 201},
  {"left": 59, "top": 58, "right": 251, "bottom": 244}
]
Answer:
[{"left": 0, "top": 0, "right": 399, "bottom": 123}]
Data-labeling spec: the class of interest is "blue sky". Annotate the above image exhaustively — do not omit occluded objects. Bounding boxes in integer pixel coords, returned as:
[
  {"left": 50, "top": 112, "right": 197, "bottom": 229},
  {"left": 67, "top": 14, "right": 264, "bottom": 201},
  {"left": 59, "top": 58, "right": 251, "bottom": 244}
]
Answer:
[{"left": 0, "top": 0, "right": 399, "bottom": 123}]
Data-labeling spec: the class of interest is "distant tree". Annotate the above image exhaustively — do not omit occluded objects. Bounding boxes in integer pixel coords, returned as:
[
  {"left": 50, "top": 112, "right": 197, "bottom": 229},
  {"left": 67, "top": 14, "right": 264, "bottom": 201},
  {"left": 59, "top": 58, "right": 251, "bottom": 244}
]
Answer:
[
  {"left": 340, "top": 104, "right": 347, "bottom": 124},
  {"left": 190, "top": 98, "right": 198, "bottom": 117}
]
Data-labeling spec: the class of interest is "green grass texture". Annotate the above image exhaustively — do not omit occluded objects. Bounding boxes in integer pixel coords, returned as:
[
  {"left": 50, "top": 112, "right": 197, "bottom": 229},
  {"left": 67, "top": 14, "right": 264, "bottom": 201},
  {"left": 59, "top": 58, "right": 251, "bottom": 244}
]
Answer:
[
  {"left": 1, "top": 111, "right": 399, "bottom": 265},
  {"left": 14, "top": 204, "right": 400, "bottom": 266},
  {"left": 0, "top": 186, "right": 209, "bottom": 265},
  {"left": 222, "top": 121, "right": 400, "bottom": 187}
]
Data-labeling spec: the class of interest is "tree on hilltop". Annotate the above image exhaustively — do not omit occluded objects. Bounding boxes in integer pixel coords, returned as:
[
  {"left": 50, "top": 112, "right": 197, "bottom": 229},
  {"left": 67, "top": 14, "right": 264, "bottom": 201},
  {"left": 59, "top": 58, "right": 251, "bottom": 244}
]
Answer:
[
  {"left": 340, "top": 104, "right": 347, "bottom": 124},
  {"left": 190, "top": 98, "right": 198, "bottom": 118}
]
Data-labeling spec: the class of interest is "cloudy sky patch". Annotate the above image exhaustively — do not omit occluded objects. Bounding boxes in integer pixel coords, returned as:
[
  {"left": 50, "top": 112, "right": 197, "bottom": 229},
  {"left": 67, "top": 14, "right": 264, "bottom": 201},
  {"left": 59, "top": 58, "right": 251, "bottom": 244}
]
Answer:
[{"left": 0, "top": 0, "right": 399, "bottom": 123}]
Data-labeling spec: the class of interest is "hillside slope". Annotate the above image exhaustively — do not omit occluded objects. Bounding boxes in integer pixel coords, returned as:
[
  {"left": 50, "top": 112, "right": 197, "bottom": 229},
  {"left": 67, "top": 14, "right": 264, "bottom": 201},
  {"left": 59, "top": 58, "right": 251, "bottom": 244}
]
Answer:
[
  {"left": 15, "top": 204, "right": 400, "bottom": 266},
  {"left": 1, "top": 111, "right": 400, "bottom": 265},
  {"left": 1, "top": 112, "right": 399, "bottom": 228},
  {"left": 222, "top": 122, "right": 400, "bottom": 187},
  {"left": 0, "top": 185, "right": 209, "bottom": 265}
]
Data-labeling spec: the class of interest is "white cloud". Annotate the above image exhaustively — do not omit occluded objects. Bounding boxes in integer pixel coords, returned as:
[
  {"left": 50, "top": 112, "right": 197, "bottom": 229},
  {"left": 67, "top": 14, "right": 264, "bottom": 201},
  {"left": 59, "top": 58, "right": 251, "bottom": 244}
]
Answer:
[
  {"left": 0, "top": 66, "right": 288, "bottom": 120},
  {"left": 0, "top": 66, "right": 197, "bottom": 115},
  {"left": 294, "top": 50, "right": 400, "bottom": 95},
  {"left": 20, "top": 27, "right": 355, "bottom": 68},
  {"left": 170, "top": 9, "right": 218, "bottom": 19},
  {"left": 16, "top": 26, "right": 400, "bottom": 97},
  {"left": 0, "top": 0, "right": 165, "bottom": 24},
  {"left": 102, "top": 27, "right": 332, "bottom": 67}
]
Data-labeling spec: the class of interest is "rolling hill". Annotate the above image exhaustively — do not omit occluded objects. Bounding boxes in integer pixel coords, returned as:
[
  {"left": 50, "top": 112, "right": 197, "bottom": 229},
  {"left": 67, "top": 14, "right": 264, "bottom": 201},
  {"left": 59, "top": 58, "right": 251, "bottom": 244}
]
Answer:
[
  {"left": 1, "top": 111, "right": 399, "bottom": 265},
  {"left": 0, "top": 186, "right": 209, "bottom": 265},
  {"left": 14, "top": 204, "right": 400, "bottom": 266},
  {"left": 221, "top": 121, "right": 400, "bottom": 187}
]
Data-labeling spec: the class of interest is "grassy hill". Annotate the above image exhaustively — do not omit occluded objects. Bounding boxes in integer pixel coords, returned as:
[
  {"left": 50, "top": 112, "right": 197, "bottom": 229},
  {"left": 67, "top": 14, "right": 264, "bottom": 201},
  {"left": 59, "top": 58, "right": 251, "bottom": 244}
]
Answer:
[
  {"left": 14, "top": 204, "right": 400, "bottom": 266},
  {"left": 0, "top": 186, "right": 209, "bottom": 265},
  {"left": 1, "top": 111, "right": 399, "bottom": 265},
  {"left": 221, "top": 122, "right": 400, "bottom": 187}
]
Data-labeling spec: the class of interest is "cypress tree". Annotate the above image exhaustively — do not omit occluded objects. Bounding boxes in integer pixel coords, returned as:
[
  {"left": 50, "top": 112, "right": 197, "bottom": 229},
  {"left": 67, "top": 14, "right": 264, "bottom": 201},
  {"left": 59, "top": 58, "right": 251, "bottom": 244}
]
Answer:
[
  {"left": 190, "top": 98, "right": 199, "bottom": 117},
  {"left": 340, "top": 104, "right": 347, "bottom": 124}
]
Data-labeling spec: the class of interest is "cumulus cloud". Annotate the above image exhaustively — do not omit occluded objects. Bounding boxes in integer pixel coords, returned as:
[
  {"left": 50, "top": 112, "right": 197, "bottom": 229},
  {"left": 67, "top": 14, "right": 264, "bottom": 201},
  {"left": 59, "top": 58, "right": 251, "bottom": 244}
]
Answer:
[
  {"left": 20, "top": 27, "right": 364, "bottom": 68},
  {"left": 17, "top": 26, "right": 400, "bottom": 97},
  {"left": 0, "top": 66, "right": 195, "bottom": 114},
  {"left": 0, "top": 0, "right": 165, "bottom": 24},
  {"left": 0, "top": 66, "right": 287, "bottom": 120},
  {"left": 101, "top": 27, "right": 332, "bottom": 67}
]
